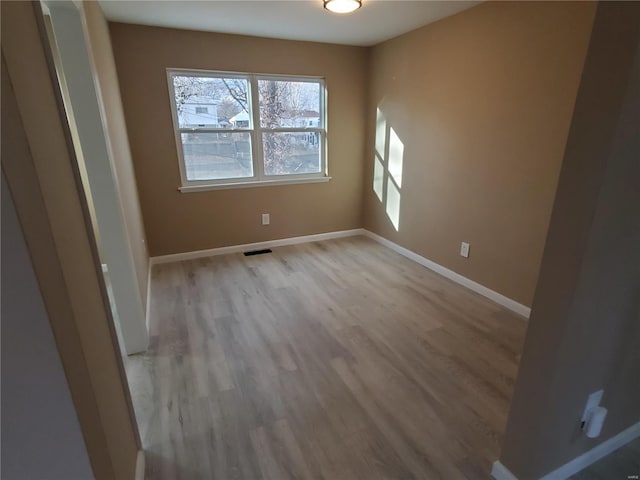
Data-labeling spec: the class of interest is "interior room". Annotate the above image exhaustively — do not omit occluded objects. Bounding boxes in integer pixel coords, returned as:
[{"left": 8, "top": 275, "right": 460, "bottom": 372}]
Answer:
[{"left": 1, "top": 1, "right": 639, "bottom": 479}]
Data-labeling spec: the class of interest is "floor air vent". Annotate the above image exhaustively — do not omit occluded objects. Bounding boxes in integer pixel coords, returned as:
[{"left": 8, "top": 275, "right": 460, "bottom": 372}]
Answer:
[{"left": 243, "top": 248, "right": 273, "bottom": 257}]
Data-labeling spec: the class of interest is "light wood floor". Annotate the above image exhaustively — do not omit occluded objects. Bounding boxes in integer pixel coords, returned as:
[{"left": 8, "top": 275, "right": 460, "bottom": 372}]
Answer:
[{"left": 126, "top": 236, "right": 528, "bottom": 479}]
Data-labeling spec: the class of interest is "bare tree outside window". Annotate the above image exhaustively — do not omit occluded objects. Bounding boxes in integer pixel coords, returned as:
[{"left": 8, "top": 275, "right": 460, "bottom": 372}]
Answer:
[
  {"left": 172, "top": 75, "right": 253, "bottom": 180},
  {"left": 172, "top": 75, "right": 249, "bottom": 127},
  {"left": 258, "top": 79, "right": 321, "bottom": 175},
  {"left": 168, "top": 70, "right": 325, "bottom": 186}
]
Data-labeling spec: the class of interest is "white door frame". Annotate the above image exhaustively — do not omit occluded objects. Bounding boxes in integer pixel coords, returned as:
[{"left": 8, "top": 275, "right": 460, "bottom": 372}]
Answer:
[{"left": 45, "top": 0, "right": 148, "bottom": 354}]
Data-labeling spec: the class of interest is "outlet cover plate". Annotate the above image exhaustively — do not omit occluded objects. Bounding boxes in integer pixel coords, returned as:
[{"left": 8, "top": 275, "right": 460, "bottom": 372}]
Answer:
[{"left": 581, "top": 389, "right": 604, "bottom": 423}]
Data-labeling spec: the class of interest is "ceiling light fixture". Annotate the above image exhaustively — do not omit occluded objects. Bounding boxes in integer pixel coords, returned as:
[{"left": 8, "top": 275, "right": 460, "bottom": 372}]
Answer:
[{"left": 323, "top": 0, "right": 362, "bottom": 14}]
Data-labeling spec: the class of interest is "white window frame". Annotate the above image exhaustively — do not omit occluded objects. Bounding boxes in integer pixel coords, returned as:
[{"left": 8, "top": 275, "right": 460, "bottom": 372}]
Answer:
[{"left": 167, "top": 68, "right": 330, "bottom": 192}]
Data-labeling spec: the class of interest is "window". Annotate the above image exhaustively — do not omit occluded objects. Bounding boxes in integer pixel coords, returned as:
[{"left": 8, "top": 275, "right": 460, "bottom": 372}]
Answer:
[{"left": 167, "top": 69, "right": 328, "bottom": 191}]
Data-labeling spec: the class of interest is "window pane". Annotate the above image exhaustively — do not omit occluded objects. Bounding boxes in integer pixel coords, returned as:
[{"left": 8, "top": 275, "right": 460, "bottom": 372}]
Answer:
[
  {"left": 262, "top": 132, "right": 321, "bottom": 176},
  {"left": 258, "top": 79, "right": 321, "bottom": 128},
  {"left": 180, "top": 132, "right": 253, "bottom": 181},
  {"left": 172, "top": 75, "right": 251, "bottom": 129}
]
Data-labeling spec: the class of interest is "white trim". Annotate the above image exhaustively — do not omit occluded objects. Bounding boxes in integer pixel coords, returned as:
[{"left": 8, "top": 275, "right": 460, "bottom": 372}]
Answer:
[
  {"left": 177, "top": 127, "right": 252, "bottom": 134},
  {"left": 179, "top": 176, "right": 331, "bottom": 192},
  {"left": 167, "top": 67, "right": 325, "bottom": 81},
  {"left": 149, "top": 228, "right": 531, "bottom": 318},
  {"left": 540, "top": 421, "right": 640, "bottom": 480},
  {"left": 491, "top": 461, "right": 519, "bottom": 480},
  {"left": 135, "top": 450, "right": 145, "bottom": 480},
  {"left": 362, "top": 230, "right": 531, "bottom": 318},
  {"left": 48, "top": 2, "right": 148, "bottom": 355},
  {"left": 491, "top": 421, "right": 640, "bottom": 479},
  {"left": 145, "top": 262, "right": 152, "bottom": 331},
  {"left": 150, "top": 229, "right": 365, "bottom": 265},
  {"left": 248, "top": 68, "right": 263, "bottom": 178}
]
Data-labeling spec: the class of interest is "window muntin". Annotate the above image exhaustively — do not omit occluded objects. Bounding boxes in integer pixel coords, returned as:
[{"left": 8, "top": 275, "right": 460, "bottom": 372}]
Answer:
[{"left": 167, "top": 70, "right": 326, "bottom": 188}]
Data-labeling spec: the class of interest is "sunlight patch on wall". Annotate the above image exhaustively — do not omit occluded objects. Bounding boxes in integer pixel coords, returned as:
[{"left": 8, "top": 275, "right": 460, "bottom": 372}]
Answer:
[
  {"left": 372, "top": 105, "right": 403, "bottom": 231},
  {"left": 386, "top": 177, "right": 401, "bottom": 231},
  {"left": 375, "top": 108, "right": 386, "bottom": 157},
  {"left": 373, "top": 156, "right": 384, "bottom": 201},
  {"left": 388, "top": 127, "right": 404, "bottom": 188}
]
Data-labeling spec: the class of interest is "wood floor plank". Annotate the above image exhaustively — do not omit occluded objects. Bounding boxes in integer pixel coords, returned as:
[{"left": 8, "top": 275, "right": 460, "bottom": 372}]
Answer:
[
  {"left": 251, "top": 419, "right": 318, "bottom": 480},
  {"left": 126, "top": 236, "right": 528, "bottom": 479}
]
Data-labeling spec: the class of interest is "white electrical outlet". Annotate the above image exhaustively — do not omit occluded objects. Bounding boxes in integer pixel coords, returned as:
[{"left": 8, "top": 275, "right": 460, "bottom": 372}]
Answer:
[
  {"left": 460, "top": 242, "right": 470, "bottom": 258},
  {"left": 581, "top": 389, "right": 604, "bottom": 424},
  {"left": 262, "top": 213, "right": 270, "bottom": 225}
]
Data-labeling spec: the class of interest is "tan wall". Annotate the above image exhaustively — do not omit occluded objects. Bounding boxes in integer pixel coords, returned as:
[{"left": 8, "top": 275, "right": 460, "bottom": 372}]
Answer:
[
  {"left": 109, "top": 23, "right": 368, "bottom": 256},
  {"left": 83, "top": 1, "right": 150, "bottom": 308},
  {"left": 364, "top": 1, "right": 596, "bottom": 306},
  {"left": 2, "top": 170, "right": 94, "bottom": 479},
  {"left": 500, "top": 3, "right": 640, "bottom": 478},
  {"left": 1, "top": 2, "right": 140, "bottom": 478}
]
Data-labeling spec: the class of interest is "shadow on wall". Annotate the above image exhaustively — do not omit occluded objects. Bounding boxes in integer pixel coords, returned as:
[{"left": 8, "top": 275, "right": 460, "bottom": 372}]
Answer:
[{"left": 373, "top": 107, "right": 405, "bottom": 231}]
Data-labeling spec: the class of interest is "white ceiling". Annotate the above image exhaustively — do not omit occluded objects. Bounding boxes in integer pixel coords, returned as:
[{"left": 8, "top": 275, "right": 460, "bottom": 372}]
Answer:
[{"left": 99, "top": 0, "right": 480, "bottom": 47}]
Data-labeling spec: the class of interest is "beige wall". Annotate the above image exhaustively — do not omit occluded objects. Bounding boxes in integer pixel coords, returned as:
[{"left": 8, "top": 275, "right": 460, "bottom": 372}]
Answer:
[
  {"left": 364, "top": 1, "right": 596, "bottom": 306},
  {"left": 83, "top": 1, "right": 150, "bottom": 308},
  {"left": 2, "top": 170, "right": 94, "bottom": 479},
  {"left": 1, "top": 2, "right": 140, "bottom": 478},
  {"left": 500, "top": 3, "right": 640, "bottom": 478},
  {"left": 109, "top": 23, "right": 368, "bottom": 256}
]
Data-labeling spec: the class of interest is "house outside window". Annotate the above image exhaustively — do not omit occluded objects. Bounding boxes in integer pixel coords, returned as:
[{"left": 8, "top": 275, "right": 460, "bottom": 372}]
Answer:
[{"left": 167, "top": 69, "right": 328, "bottom": 191}]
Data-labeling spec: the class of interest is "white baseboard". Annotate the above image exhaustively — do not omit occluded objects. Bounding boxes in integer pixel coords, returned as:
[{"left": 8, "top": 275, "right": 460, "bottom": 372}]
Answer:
[
  {"left": 541, "top": 421, "right": 640, "bottom": 480},
  {"left": 492, "top": 421, "right": 640, "bottom": 480},
  {"left": 149, "top": 228, "right": 366, "bottom": 265},
  {"left": 135, "top": 450, "right": 145, "bottom": 480},
  {"left": 491, "top": 461, "right": 519, "bottom": 480},
  {"left": 149, "top": 227, "right": 530, "bottom": 318},
  {"left": 362, "top": 230, "right": 531, "bottom": 318}
]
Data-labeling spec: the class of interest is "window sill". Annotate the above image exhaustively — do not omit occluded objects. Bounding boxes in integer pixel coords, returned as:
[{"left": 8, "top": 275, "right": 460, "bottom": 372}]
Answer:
[{"left": 178, "top": 176, "right": 332, "bottom": 193}]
